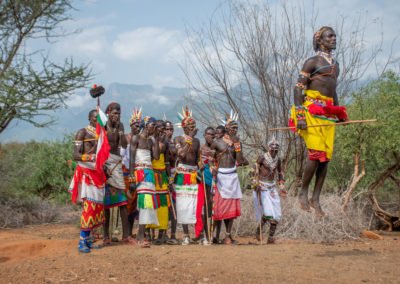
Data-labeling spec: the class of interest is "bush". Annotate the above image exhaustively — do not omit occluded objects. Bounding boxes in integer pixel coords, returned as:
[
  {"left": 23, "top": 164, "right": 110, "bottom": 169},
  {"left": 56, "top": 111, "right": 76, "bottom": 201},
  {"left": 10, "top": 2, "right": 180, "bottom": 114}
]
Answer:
[
  {"left": 0, "top": 137, "right": 76, "bottom": 227},
  {"left": 0, "top": 136, "right": 74, "bottom": 199},
  {"left": 232, "top": 193, "right": 370, "bottom": 243}
]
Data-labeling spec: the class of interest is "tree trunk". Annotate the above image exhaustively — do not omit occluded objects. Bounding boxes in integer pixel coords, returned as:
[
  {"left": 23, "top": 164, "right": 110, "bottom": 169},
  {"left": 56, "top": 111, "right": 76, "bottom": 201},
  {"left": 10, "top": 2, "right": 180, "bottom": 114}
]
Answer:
[{"left": 367, "top": 152, "right": 400, "bottom": 231}]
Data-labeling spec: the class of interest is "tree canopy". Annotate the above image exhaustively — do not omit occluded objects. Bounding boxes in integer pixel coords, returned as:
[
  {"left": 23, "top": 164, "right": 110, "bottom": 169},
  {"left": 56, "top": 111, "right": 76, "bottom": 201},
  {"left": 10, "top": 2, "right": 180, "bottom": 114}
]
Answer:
[{"left": 0, "top": 0, "right": 92, "bottom": 135}]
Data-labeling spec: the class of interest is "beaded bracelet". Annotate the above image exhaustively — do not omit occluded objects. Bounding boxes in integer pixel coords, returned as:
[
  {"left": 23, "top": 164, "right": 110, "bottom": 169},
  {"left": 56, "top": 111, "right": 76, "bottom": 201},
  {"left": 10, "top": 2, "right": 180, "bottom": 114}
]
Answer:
[
  {"left": 295, "top": 106, "right": 306, "bottom": 121},
  {"left": 234, "top": 142, "right": 241, "bottom": 152},
  {"left": 128, "top": 176, "right": 136, "bottom": 183},
  {"left": 185, "top": 136, "right": 193, "bottom": 145}
]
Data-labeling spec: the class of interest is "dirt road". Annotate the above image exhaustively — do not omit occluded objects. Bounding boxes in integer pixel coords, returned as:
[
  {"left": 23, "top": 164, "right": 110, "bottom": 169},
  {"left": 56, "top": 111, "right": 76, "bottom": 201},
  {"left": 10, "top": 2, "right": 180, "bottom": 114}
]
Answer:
[{"left": 0, "top": 224, "right": 399, "bottom": 283}]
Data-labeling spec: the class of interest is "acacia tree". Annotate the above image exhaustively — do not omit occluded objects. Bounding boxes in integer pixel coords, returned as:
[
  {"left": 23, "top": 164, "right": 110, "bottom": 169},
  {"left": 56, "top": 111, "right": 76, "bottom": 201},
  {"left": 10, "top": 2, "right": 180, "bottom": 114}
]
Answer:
[
  {"left": 182, "top": 1, "right": 389, "bottom": 188},
  {"left": 0, "top": 0, "right": 92, "bottom": 135}
]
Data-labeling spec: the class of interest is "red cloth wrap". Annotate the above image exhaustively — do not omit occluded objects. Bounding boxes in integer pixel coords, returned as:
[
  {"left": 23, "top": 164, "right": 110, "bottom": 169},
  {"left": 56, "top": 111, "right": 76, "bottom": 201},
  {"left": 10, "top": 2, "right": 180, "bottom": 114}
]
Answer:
[
  {"left": 195, "top": 183, "right": 205, "bottom": 238},
  {"left": 70, "top": 165, "right": 106, "bottom": 204}
]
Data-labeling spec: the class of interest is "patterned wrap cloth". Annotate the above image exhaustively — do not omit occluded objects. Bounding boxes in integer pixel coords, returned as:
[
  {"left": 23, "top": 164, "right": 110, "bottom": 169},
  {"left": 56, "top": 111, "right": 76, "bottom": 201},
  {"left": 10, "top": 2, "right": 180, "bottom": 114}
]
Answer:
[
  {"left": 174, "top": 163, "right": 199, "bottom": 224},
  {"left": 68, "top": 161, "right": 105, "bottom": 231},
  {"left": 134, "top": 149, "right": 159, "bottom": 226},
  {"left": 104, "top": 153, "right": 129, "bottom": 208},
  {"left": 253, "top": 180, "right": 282, "bottom": 222},
  {"left": 212, "top": 167, "right": 241, "bottom": 221},
  {"left": 289, "top": 89, "right": 347, "bottom": 161},
  {"left": 147, "top": 153, "right": 171, "bottom": 230}
]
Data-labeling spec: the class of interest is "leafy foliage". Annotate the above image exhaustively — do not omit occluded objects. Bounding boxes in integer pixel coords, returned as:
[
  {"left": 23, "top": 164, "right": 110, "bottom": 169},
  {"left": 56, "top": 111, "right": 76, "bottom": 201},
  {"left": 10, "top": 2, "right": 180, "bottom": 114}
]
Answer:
[
  {"left": 330, "top": 71, "right": 400, "bottom": 191},
  {"left": 0, "top": 136, "right": 74, "bottom": 200}
]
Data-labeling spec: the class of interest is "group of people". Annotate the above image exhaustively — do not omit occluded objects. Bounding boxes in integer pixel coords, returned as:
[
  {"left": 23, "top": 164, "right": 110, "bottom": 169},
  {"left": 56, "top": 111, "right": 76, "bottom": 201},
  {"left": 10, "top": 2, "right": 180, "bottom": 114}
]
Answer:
[
  {"left": 68, "top": 26, "right": 347, "bottom": 253},
  {"left": 69, "top": 101, "right": 286, "bottom": 253}
]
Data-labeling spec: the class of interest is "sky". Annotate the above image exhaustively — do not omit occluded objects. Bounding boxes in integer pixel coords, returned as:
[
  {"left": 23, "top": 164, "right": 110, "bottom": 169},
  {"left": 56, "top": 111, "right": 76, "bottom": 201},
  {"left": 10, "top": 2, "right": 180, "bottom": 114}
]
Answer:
[{"left": 34, "top": 0, "right": 399, "bottom": 91}]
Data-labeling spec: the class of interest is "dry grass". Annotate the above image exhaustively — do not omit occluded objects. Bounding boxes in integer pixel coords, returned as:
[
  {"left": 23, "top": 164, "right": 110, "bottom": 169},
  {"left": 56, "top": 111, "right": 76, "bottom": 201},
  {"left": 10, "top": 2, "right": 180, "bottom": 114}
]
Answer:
[
  {"left": 0, "top": 197, "right": 77, "bottom": 228},
  {"left": 233, "top": 193, "right": 371, "bottom": 243}
]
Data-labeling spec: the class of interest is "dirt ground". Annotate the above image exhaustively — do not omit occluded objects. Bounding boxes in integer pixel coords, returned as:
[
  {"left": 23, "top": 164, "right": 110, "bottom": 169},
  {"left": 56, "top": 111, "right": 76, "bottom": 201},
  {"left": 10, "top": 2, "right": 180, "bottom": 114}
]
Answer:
[{"left": 0, "top": 224, "right": 399, "bottom": 284}]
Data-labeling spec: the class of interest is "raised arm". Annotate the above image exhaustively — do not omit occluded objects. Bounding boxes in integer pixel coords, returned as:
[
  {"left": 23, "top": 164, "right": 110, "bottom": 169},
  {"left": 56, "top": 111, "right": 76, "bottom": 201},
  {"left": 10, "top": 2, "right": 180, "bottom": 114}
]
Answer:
[{"left": 175, "top": 136, "right": 191, "bottom": 160}]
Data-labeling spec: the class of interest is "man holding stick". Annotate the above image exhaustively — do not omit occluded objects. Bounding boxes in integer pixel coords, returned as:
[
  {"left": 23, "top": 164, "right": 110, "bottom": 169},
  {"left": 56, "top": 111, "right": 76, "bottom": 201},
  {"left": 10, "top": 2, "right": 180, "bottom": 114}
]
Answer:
[
  {"left": 252, "top": 138, "right": 285, "bottom": 244},
  {"left": 197, "top": 127, "right": 216, "bottom": 245},
  {"left": 289, "top": 26, "right": 348, "bottom": 216}
]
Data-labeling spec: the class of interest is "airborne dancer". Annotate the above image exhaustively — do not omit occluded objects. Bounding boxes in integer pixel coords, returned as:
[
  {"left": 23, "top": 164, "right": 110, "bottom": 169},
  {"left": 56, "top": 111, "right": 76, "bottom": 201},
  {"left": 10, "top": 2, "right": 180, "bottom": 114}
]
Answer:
[{"left": 289, "top": 26, "right": 348, "bottom": 216}]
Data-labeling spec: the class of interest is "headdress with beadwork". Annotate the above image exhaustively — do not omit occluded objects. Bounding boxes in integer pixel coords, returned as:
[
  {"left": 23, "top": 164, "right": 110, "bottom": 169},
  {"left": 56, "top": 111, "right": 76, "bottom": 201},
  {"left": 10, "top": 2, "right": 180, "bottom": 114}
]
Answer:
[
  {"left": 221, "top": 109, "right": 239, "bottom": 126},
  {"left": 176, "top": 106, "right": 195, "bottom": 128},
  {"left": 313, "top": 26, "right": 334, "bottom": 52},
  {"left": 267, "top": 136, "right": 280, "bottom": 150},
  {"left": 129, "top": 107, "right": 142, "bottom": 126}
]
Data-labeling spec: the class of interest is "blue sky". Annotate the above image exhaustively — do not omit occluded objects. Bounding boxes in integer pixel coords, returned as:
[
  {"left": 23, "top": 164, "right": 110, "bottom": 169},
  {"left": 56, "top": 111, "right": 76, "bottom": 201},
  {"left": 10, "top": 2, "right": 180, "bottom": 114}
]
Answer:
[{"left": 39, "top": 0, "right": 398, "bottom": 92}]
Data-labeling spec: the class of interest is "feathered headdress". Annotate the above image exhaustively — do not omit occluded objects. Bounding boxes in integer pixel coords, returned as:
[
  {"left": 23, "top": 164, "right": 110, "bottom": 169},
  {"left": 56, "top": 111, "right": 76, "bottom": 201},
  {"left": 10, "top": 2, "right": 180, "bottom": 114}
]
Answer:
[
  {"left": 176, "top": 106, "right": 195, "bottom": 128},
  {"left": 221, "top": 109, "right": 239, "bottom": 126},
  {"left": 140, "top": 116, "right": 157, "bottom": 130},
  {"left": 129, "top": 107, "right": 142, "bottom": 125}
]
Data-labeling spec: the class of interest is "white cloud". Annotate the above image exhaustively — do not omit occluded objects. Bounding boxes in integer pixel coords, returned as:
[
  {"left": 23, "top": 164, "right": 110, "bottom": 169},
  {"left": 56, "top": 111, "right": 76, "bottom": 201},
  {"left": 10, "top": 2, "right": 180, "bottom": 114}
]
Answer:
[
  {"left": 65, "top": 93, "right": 92, "bottom": 108},
  {"left": 112, "top": 27, "right": 181, "bottom": 61},
  {"left": 54, "top": 25, "right": 113, "bottom": 57}
]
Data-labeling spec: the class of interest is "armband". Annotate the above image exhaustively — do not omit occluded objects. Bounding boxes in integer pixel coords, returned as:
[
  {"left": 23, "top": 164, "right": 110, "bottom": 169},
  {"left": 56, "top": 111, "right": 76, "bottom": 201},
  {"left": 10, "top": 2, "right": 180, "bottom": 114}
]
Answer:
[
  {"left": 234, "top": 142, "right": 241, "bottom": 152},
  {"left": 299, "top": 71, "right": 310, "bottom": 79},
  {"left": 81, "top": 154, "right": 94, "bottom": 161},
  {"left": 296, "top": 82, "right": 307, "bottom": 90}
]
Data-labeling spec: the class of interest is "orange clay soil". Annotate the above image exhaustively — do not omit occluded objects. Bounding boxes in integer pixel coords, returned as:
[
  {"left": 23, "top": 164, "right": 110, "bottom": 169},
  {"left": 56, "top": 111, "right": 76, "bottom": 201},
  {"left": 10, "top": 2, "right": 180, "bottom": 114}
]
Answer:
[{"left": 0, "top": 224, "right": 399, "bottom": 283}]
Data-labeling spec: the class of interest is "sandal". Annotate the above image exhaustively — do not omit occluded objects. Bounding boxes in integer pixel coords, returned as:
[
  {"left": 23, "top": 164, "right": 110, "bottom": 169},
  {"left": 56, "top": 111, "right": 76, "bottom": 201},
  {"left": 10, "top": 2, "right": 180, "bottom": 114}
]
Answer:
[
  {"left": 138, "top": 240, "right": 151, "bottom": 248},
  {"left": 152, "top": 238, "right": 165, "bottom": 245},
  {"left": 166, "top": 238, "right": 179, "bottom": 245},
  {"left": 212, "top": 237, "right": 222, "bottom": 245},
  {"left": 103, "top": 238, "right": 112, "bottom": 246},
  {"left": 121, "top": 236, "right": 138, "bottom": 245},
  {"left": 223, "top": 237, "right": 232, "bottom": 245}
]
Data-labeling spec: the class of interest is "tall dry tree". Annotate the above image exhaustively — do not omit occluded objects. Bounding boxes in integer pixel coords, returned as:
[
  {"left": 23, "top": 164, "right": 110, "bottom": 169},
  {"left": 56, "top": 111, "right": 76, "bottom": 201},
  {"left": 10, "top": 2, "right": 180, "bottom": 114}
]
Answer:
[{"left": 181, "top": 1, "right": 385, "bottom": 187}]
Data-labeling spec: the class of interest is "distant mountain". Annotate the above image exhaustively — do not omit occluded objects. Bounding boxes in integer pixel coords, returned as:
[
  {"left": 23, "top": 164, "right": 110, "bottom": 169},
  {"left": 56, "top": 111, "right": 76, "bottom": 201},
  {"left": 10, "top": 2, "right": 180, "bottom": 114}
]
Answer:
[{"left": 0, "top": 83, "right": 188, "bottom": 142}]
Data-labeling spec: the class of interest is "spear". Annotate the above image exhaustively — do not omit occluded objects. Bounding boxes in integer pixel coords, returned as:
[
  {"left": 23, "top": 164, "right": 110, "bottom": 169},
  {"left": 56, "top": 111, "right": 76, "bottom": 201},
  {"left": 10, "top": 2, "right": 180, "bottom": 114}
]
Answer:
[{"left": 269, "top": 119, "right": 377, "bottom": 131}]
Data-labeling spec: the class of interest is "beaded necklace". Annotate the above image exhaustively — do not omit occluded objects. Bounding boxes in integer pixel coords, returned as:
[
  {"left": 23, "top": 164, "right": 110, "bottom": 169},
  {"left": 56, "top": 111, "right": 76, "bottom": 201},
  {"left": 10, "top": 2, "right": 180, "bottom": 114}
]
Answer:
[{"left": 263, "top": 151, "right": 279, "bottom": 171}]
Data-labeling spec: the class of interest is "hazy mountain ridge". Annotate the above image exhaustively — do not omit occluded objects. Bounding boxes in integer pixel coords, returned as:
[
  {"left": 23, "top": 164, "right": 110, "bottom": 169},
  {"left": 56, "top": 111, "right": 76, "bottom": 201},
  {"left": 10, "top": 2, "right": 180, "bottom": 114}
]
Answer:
[{"left": 1, "top": 83, "right": 187, "bottom": 142}]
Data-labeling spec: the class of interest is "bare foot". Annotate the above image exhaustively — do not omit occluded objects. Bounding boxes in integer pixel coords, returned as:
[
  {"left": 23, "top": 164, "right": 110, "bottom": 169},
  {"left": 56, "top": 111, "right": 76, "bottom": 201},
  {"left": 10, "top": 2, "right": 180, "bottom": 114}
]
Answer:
[
  {"left": 299, "top": 194, "right": 311, "bottom": 212},
  {"left": 267, "top": 237, "right": 276, "bottom": 244},
  {"left": 310, "top": 199, "right": 325, "bottom": 217}
]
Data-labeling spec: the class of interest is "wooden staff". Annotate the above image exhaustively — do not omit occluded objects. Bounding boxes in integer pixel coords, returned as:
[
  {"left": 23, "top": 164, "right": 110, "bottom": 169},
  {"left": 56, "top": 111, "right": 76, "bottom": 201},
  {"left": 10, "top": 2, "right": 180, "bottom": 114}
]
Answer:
[
  {"left": 255, "top": 163, "right": 263, "bottom": 244},
  {"left": 202, "top": 171, "right": 211, "bottom": 242},
  {"left": 168, "top": 159, "right": 179, "bottom": 221},
  {"left": 269, "top": 119, "right": 377, "bottom": 131},
  {"left": 168, "top": 190, "right": 177, "bottom": 220}
]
